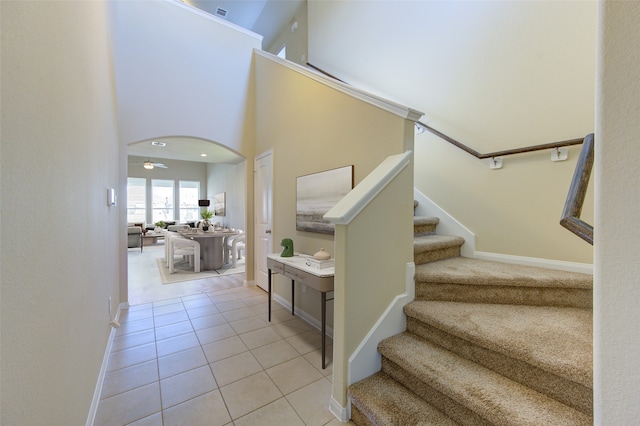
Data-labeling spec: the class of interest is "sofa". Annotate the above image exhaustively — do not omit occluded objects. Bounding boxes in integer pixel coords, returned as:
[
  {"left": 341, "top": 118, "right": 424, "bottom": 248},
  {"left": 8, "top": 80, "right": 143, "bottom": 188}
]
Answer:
[{"left": 127, "top": 225, "right": 142, "bottom": 251}]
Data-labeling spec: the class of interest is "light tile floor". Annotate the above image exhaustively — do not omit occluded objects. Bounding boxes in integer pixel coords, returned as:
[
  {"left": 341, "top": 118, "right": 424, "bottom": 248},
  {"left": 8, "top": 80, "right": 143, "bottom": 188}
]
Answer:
[{"left": 95, "top": 244, "right": 351, "bottom": 425}]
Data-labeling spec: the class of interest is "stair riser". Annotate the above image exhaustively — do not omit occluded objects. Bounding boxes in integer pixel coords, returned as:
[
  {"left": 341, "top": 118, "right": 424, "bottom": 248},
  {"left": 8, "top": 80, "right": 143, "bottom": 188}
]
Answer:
[
  {"left": 414, "top": 282, "right": 592, "bottom": 308},
  {"left": 414, "top": 224, "right": 437, "bottom": 234},
  {"left": 414, "top": 246, "right": 461, "bottom": 264},
  {"left": 348, "top": 216, "right": 594, "bottom": 424},
  {"left": 406, "top": 317, "right": 593, "bottom": 416},
  {"left": 350, "top": 406, "right": 373, "bottom": 426},
  {"left": 381, "top": 358, "right": 492, "bottom": 426}
]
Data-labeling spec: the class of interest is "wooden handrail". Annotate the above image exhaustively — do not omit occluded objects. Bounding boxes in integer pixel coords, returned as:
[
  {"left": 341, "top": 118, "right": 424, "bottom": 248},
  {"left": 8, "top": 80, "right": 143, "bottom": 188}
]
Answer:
[
  {"left": 306, "top": 62, "right": 586, "bottom": 159},
  {"left": 417, "top": 121, "right": 584, "bottom": 159},
  {"left": 560, "top": 133, "right": 594, "bottom": 244},
  {"left": 306, "top": 62, "right": 594, "bottom": 243},
  {"left": 305, "top": 63, "right": 347, "bottom": 84}
]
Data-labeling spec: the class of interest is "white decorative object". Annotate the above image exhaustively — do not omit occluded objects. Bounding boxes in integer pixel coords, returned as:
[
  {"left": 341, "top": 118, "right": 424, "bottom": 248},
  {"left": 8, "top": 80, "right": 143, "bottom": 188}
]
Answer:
[
  {"left": 304, "top": 257, "right": 335, "bottom": 270},
  {"left": 314, "top": 248, "right": 331, "bottom": 260}
]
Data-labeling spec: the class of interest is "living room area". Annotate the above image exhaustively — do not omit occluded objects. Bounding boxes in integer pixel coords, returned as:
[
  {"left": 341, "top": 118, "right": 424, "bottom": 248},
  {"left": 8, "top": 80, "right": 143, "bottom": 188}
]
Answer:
[{"left": 126, "top": 142, "right": 249, "bottom": 301}]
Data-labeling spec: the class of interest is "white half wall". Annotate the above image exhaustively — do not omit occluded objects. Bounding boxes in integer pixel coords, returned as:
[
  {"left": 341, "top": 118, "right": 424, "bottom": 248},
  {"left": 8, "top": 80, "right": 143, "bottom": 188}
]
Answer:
[{"left": 594, "top": 1, "right": 640, "bottom": 423}]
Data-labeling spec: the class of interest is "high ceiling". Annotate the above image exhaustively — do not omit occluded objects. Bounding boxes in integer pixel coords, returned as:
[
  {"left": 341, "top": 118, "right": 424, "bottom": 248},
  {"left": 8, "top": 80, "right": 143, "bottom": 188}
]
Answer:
[
  {"left": 186, "top": 0, "right": 304, "bottom": 49},
  {"left": 127, "top": 0, "right": 304, "bottom": 166}
]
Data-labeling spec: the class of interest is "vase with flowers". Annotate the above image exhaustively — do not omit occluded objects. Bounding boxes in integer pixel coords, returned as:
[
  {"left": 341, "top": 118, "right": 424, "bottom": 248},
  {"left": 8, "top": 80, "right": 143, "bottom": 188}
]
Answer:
[{"left": 200, "top": 209, "right": 214, "bottom": 231}]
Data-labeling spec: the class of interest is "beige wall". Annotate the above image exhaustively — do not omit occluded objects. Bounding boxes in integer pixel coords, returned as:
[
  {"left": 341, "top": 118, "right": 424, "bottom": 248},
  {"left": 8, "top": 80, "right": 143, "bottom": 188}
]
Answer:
[
  {"left": 308, "top": 1, "right": 596, "bottom": 264},
  {"left": 254, "top": 52, "right": 413, "bottom": 326},
  {"left": 0, "top": 1, "right": 120, "bottom": 423},
  {"left": 594, "top": 1, "right": 640, "bottom": 422}
]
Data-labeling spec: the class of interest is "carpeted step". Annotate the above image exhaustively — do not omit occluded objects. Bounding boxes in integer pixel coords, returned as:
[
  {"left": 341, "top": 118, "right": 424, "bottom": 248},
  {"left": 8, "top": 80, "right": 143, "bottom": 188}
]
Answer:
[
  {"left": 404, "top": 301, "right": 592, "bottom": 415},
  {"left": 413, "top": 216, "right": 439, "bottom": 235},
  {"left": 348, "top": 371, "right": 458, "bottom": 426},
  {"left": 378, "top": 332, "right": 591, "bottom": 426},
  {"left": 414, "top": 234, "right": 465, "bottom": 264},
  {"left": 415, "top": 257, "right": 592, "bottom": 308}
]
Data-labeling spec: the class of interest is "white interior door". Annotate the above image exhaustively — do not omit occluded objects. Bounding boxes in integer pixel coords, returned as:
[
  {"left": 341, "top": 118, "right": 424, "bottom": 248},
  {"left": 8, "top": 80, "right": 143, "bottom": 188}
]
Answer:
[{"left": 254, "top": 150, "right": 273, "bottom": 291}]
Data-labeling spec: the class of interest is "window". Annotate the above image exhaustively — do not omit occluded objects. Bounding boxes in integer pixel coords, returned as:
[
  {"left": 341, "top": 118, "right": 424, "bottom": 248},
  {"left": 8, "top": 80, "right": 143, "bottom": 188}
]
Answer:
[
  {"left": 152, "top": 179, "right": 174, "bottom": 223},
  {"left": 127, "top": 178, "right": 146, "bottom": 224},
  {"left": 179, "top": 181, "right": 200, "bottom": 223}
]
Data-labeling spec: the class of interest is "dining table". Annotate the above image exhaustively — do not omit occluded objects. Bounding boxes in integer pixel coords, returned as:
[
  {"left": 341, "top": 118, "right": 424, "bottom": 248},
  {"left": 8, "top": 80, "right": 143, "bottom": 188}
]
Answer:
[{"left": 179, "top": 229, "right": 239, "bottom": 270}]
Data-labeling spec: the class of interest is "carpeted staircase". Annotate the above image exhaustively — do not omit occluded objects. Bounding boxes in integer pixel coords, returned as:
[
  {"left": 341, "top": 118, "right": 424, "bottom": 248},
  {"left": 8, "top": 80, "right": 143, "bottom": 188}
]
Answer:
[{"left": 348, "top": 215, "right": 593, "bottom": 425}]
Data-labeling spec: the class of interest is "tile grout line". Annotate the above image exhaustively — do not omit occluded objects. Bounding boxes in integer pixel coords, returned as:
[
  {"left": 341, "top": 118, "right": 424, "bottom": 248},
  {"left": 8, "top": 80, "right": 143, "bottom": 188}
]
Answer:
[
  {"left": 188, "top": 293, "right": 235, "bottom": 423},
  {"left": 99, "top": 282, "right": 336, "bottom": 425}
]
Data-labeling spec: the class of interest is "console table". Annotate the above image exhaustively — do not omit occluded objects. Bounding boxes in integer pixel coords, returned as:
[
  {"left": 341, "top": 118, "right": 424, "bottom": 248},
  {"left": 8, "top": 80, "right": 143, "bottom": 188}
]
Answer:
[{"left": 266, "top": 254, "right": 334, "bottom": 369}]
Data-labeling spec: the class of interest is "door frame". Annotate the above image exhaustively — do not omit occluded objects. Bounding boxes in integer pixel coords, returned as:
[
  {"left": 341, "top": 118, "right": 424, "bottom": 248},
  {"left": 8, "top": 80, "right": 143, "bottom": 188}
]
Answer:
[{"left": 254, "top": 149, "right": 273, "bottom": 291}]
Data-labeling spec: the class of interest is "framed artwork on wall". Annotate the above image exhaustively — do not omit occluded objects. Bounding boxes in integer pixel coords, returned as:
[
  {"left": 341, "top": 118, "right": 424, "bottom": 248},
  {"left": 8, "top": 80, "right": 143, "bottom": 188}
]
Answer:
[
  {"left": 214, "top": 192, "right": 226, "bottom": 216},
  {"left": 296, "top": 165, "right": 354, "bottom": 234}
]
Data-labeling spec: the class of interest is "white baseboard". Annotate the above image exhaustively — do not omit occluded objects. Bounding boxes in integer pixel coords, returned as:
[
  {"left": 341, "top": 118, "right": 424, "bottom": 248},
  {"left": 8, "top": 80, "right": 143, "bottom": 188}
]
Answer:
[
  {"left": 86, "top": 303, "right": 125, "bottom": 426},
  {"left": 272, "top": 293, "right": 334, "bottom": 338},
  {"left": 413, "top": 188, "right": 593, "bottom": 275},
  {"left": 243, "top": 279, "right": 256, "bottom": 287},
  {"left": 413, "top": 188, "right": 476, "bottom": 258},
  {"left": 474, "top": 251, "right": 593, "bottom": 275},
  {"left": 347, "top": 262, "right": 415, "bottom": 386},
  {"left": 329, "top": 395, "right": 350, "bottom": 422}
]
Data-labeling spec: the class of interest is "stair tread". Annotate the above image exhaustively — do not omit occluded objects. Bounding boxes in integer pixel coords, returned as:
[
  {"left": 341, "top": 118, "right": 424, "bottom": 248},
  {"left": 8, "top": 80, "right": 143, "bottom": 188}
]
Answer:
[
  {"left": 349, "top": 372, "right": 458, "bottom": 426},
  {"left": 414, "top": 234, "right": 465, "bottom": 252},
  {"left": 413, "top": 216, "right": 440, "bottom": 226},
  {"left": 405, "top": 301, "right": 592, "bottom": 388},
  {"left": 415, "top": 256, "right": 592, "bottom": 289},
  {"left": 379, "top": 332, "right": 591, "bottom": 425}
]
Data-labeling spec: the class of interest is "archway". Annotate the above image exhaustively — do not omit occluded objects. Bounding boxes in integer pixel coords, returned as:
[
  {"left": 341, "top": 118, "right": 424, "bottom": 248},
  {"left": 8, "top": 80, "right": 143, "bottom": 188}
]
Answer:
[{"left": 124, "top": 136, "right": 247, "bottom": 305}]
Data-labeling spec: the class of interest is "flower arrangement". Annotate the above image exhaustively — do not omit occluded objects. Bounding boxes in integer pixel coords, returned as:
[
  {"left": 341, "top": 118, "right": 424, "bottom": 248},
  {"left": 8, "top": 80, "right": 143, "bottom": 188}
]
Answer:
[{"left": 200, "top": 209, "right": 214, "bottom": 220}]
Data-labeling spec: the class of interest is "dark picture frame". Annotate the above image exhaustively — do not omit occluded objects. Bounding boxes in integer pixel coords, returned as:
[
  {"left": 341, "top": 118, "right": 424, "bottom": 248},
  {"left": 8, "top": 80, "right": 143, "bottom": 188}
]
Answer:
[{"left": 296, "top": 165, "right": 354, "bottom": 234}]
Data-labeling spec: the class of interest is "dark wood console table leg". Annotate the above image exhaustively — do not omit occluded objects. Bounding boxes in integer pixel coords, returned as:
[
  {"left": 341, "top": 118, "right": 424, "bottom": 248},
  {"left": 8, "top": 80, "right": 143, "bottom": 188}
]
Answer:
[
  {"left": 268, "top": 269, "right": 272, "bottom": 322},
  {"left": 321, "top": 292, "right": 327, "bottom": 369},
  {"left": 291, "top": 279, "right": 295, "bottom": 316}
]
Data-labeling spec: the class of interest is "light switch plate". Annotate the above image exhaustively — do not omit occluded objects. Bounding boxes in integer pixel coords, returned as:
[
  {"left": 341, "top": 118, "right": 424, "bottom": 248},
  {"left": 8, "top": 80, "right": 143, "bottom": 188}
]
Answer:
[{"left": 107, "top": 188, "right": 116, "bottom": 207}]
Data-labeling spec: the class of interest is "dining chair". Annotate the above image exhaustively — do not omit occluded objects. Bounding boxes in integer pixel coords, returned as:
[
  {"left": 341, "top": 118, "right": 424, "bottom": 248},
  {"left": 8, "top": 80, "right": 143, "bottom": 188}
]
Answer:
[
  {"left": 169, "top": 235, "right": 201, "bottom": 273},
  {"left": 225, "top": 231, "right": 245, "bottom": 268},
  {"left": 162, "top": 229, "right": 173, "bottom": 266},
  {"left": 163, "top": 229, "right": 190, "bottom": 266}
]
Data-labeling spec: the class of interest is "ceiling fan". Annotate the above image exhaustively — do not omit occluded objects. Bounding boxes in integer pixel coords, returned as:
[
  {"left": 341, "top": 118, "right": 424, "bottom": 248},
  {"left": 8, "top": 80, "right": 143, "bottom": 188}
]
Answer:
[{"left": 143, "top": 158, "right": 168, "bottom": 170}]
